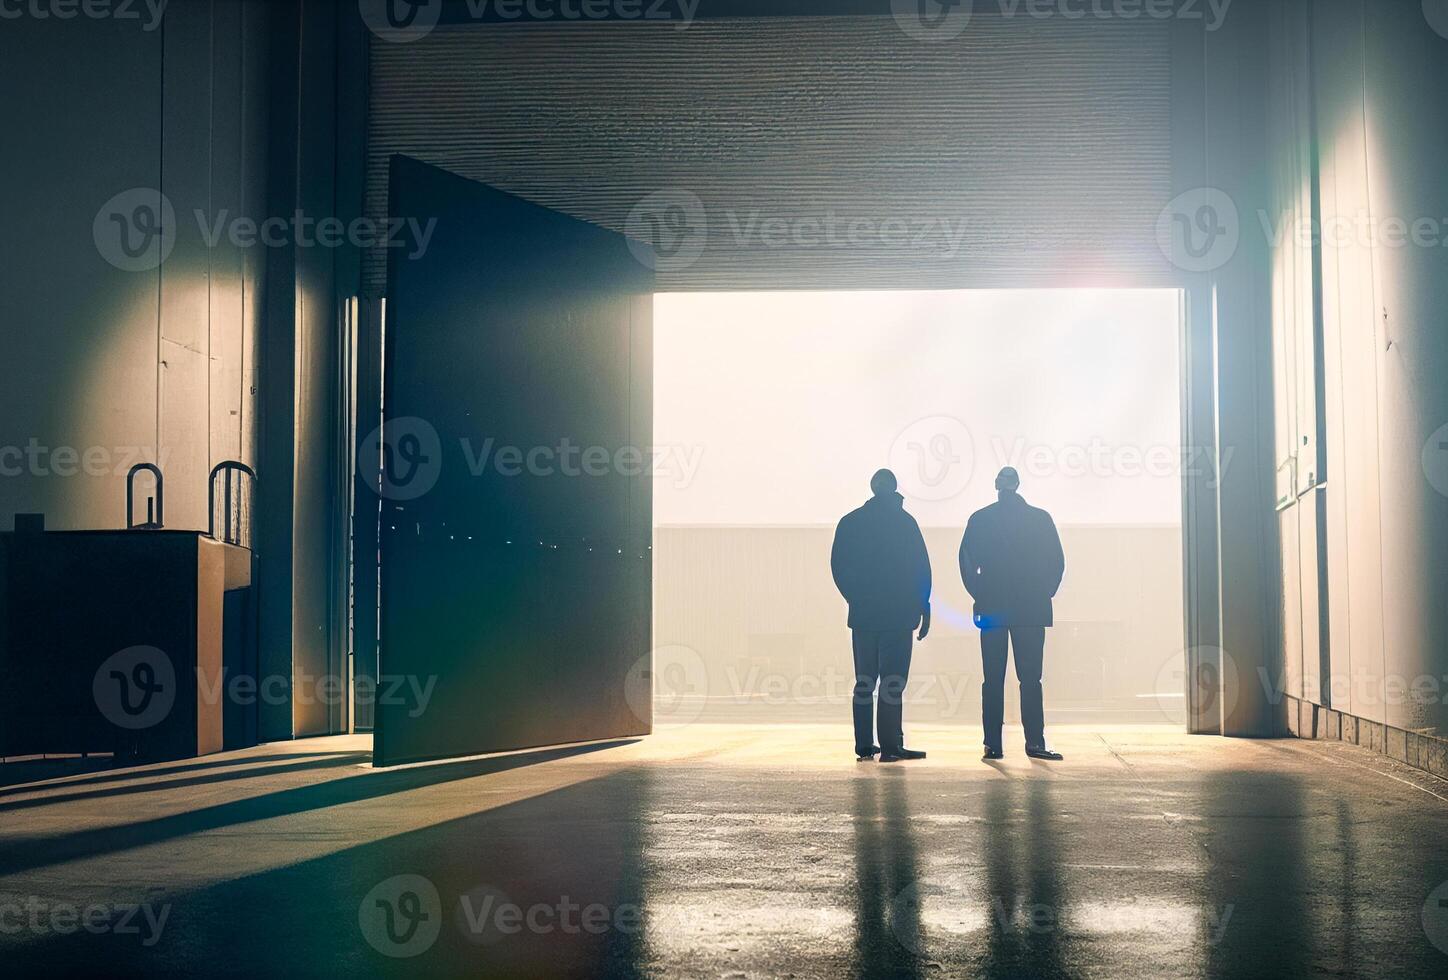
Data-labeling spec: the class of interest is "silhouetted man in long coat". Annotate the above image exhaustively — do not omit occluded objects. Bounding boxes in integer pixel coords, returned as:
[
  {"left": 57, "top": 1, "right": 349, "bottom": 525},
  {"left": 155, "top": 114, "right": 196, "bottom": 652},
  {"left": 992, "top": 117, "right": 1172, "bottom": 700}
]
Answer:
[
  {"left": 959, "top": 467, "right": 1066, "bottom": 761},
  {"left": 831, "top": 469, "right": 931, "bottom": 762}
]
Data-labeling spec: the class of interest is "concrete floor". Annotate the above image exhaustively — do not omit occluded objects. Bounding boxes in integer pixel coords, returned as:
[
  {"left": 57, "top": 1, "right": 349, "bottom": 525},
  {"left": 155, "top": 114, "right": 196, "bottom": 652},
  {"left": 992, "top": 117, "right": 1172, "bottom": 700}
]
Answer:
[{"left": 2, "top": 724, "right": 1447, "bottom": 978}]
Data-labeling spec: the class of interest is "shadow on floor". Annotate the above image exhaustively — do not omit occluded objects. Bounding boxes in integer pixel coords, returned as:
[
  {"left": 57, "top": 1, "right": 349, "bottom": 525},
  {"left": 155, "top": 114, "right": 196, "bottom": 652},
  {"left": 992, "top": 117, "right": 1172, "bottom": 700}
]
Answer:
[
  {"left": 0, "top": 739, "right": 638, "bottom": 878},
  {"left": 0, "top": 751, "right": 371, "bottom": 797},
  {"left": 0, "top": 752, "right": 374, "bottom": 813},
  {"left": 5, "top": 759, "right": 1448, "bottom": 978},
  {"left": 5, "top": 765, "right": 656, "bottom": 978},
  {"left": 0, "top": 755, "right": 120, "bottom": 789},
  {"left": 851, "top": 771, "right": 923, "bottom": 980}
]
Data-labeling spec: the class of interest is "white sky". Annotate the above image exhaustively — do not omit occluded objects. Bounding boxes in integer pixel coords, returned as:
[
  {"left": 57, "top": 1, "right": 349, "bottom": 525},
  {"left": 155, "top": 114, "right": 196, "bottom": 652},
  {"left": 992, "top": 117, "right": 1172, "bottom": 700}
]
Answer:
[{"left": 653, "top": 289, "right": 1183, "bottom": 528}]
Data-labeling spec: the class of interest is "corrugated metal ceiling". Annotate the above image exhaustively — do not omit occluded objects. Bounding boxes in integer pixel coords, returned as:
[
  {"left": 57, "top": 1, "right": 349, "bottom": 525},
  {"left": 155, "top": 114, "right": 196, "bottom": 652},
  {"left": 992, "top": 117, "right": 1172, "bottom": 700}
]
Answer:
[{"left": 367, "top": 15, "right": 1175, "bottom": 292}]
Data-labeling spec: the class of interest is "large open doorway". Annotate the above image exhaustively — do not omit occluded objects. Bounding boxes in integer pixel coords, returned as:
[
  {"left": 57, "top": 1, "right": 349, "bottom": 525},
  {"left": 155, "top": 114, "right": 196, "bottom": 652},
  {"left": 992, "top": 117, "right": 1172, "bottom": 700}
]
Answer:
[
  {"left": 363, "top": 155, "right": 1202, "bottom": 764},
  {"left": 651, "top": 289, "right": 1187, "bottom": 729}
]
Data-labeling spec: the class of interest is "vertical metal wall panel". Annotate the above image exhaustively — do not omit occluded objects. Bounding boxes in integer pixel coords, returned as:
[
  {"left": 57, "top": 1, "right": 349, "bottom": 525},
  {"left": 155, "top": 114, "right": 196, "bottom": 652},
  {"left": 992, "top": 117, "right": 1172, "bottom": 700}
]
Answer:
[
  {"left": 1297, "top": 488, "right": 1322, "bottom": 702},
  {"left": 1168, "top": 18, "right": 1224, "bottom": 735},
  {"left": 0, "top": 16, "right": 162, "bottom": 531},
  {"left": 289, "top": 0, "right": 345, "bottom": 737},
  {"left": 0, "top": 2, "right": 269, "bottom": 536},
  {"left": 1312, "top": 1, "right": 1361, "bottom": 722},
  {"left": 0, "top": 0, "right": 363, "bottom": 743},
  {"left": 365, "top": 15, "right": 1175, "bottom": 293},
  {"left": 240, "top": 0, "right": 271, "bottom": 483},
  {"left": 1279, "top": 506, "right": 1304, "bottom": 702},
  {"left": 1311, "top": 0, "right": 1385, "bottom": 725},
  {"left": 158, "top": 0, "right": 217, "bottom": 533},
  {"left": 1264, "top": 0, "right": 1448, "bottom": 741},
  {"left": 1265, "top": 0, "right": 1315, "bottom": 707},
  {"left": 257, "top": 1, "right": 304, "bottom": 741},
  {"left": 1359, "top": 1, "right": 1448, "bottom": 738},
  {"left": 210, "top": 0, "right": 247, "bottom": 470},
  {"left": 1205, "top": 2, "right": 1281, "bottom": 738},
  {"left": 250, "top": 0, "right": 369, "bottom": 739}
]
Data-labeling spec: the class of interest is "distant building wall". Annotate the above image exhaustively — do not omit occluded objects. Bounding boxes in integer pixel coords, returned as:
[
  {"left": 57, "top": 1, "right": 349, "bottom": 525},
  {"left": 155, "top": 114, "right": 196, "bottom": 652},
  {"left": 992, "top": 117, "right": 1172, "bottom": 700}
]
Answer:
[{"left": 654, "top": 524, "right": 1185, "bottom": 725}]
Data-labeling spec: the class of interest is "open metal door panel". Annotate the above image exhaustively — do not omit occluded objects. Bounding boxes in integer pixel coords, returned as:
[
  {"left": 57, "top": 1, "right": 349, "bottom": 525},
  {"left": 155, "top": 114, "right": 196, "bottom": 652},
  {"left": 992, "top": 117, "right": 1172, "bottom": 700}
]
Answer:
[{"left": 375, "top": 155, "right": 652, "bottom": 766}]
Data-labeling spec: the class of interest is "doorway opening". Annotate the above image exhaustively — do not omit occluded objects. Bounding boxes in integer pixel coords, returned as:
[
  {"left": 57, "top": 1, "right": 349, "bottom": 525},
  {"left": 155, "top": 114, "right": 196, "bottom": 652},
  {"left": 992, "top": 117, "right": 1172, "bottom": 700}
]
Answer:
[{"left": 651, "top": 288, "right": 1187, "bottom": 729}]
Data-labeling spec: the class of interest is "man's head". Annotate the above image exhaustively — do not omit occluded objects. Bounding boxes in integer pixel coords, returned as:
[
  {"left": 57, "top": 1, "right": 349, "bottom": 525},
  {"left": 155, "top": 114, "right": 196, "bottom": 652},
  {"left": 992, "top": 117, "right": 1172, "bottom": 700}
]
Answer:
[
  {"left": 870, "top": 468, "right": 898, "bottom": 497},
  {"left": 994, "top": 466, "right": 1021, "bottom": 493}
]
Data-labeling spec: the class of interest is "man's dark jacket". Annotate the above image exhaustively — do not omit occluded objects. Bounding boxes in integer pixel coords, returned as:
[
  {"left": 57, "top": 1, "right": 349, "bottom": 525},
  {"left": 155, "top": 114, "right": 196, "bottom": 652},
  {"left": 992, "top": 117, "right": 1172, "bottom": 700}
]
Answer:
[
  {"left": 831, "top": 492, "right": 932, "bottom": 631},
  {"left": 958, "top": 491, "right": 1065, "bottom": 628}
]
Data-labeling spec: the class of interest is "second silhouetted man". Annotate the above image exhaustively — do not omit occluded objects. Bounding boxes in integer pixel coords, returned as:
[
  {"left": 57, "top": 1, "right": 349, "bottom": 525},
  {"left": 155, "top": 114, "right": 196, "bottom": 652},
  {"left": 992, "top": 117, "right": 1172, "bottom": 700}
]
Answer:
[
  {"left": 959, "top": 467, "right": 1066, "bottom": 761},
  {"left": 831, "top": 469, "right": 931, "bottom": 762}
]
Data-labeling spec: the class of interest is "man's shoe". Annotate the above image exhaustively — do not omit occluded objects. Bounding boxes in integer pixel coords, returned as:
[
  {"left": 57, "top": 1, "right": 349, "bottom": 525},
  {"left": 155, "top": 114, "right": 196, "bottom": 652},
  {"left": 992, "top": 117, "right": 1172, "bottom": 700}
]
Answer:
[
  {"left": 880, "top": 748, "right": 926, "bottom": 762},
  {"left": 982, "top": 746, "right": 1004, "bottom": 761},
  {"left": 856, "top": 745, "right": 880, "bottom": 761},
  {"left": 1025, "top": 746, "right": 1063, "bottom": 761}
]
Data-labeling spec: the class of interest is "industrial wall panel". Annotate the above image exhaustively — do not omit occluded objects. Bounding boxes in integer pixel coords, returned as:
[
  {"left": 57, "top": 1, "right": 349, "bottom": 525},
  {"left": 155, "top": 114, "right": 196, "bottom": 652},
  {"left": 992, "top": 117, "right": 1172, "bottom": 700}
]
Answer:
[
  {"left": 290, "top": 0, "right": 346, "bottom": 737},
  {"left": 210, "top": 0, "right": 247, "bottom": 471},
  {"left": 240, "top": 0, "right": 271, "bottom": 480},
  {"left": 159, "top": 0, "right": 219, "bottom": 532},
  {"left": 0, "top": 4, "right": 271, "bottom": 536},
  {"left": 1297, "top": 489, "right": 1322, "bottom": 703},
  {"left": 1312, "top": 0, "right": 1381, "bottom": 722},
  {"left": 1271, "top": 0, "right": 1448, "bottom": 738},
  {"left": 0, "top": 16, "right": 162, "bottom": 531},
  {"left": 1204, "top": 1, "right": 1278, "bottom": 737},
  {"left": 1360, "top": 1, "right": 1448, "bottom": 738},
  {"left": 1279, "top": 505, "right": 1304, "bottom": 703}
]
